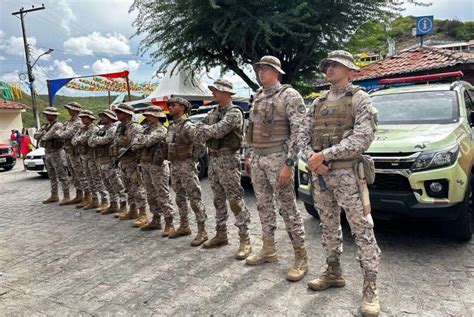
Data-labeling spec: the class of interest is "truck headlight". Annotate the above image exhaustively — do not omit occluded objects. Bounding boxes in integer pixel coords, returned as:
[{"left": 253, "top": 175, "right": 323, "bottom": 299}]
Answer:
[{"left": 411, "top": 144, "right": 459, "bottom": 172}]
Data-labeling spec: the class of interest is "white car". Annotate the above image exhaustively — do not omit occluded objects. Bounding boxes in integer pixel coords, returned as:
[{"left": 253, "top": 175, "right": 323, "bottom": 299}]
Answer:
[{"left": 24, "top": 147, "right": 48, "bottom": 176}]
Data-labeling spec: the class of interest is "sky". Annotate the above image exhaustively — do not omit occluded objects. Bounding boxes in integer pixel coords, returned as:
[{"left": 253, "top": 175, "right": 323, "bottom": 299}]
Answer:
[{"left": 0, "top": 0, "right": 473, "bottom": 99}]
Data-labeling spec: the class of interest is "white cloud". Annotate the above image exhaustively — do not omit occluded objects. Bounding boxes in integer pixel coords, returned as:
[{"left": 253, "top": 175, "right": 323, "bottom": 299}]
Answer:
[
  {"left": 0, "top": 70, "right": 21, "bottom": 83},
  {"left": 63, "top": 32, "right": 131, "bottom": 55},
  {"left": 83, "top": 65, "right": 90, "bottom": 69},
  {"left": 91, "top": 58, "right": 140, "bottom": 74},
  {"left": 0, "top": 35, "right": 51, "bottom": 62},
  {"left": 0, "top": 55, "right": 6, "bottom": 60},
  {"left": 51, "top": 0, "right": 77, "bottom": 35},
  {"left": 52, "top": 59, "right": 76, "bottom": 78}
]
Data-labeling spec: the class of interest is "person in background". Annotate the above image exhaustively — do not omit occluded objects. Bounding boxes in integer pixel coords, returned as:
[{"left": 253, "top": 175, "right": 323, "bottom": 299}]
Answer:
[
  {"left": 20, "top": 130, "right": 33, "bottom": 159},
  {"left": 16, "top": 130, "right": 21, "bottom": 157}
]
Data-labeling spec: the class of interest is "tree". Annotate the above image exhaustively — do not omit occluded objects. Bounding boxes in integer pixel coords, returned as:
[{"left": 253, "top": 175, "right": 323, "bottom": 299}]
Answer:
[{"left": 131, "top": 0, "right": 429, "bottom": 90}]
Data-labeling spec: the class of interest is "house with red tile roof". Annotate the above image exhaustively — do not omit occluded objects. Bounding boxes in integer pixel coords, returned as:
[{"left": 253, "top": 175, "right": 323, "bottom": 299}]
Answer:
[{"left": 0, "top": 99, "right": 27, "bottom": 144}]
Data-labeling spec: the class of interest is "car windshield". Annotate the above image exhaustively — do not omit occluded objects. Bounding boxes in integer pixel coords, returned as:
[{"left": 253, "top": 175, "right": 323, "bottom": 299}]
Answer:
[{"left": 371, "top": 90, "right": 459, "bottom": 124}]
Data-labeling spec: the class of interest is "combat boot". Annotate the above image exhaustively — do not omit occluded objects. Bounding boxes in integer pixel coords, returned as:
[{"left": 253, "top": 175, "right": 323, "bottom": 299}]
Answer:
[
  {"left": 101, "top": 201, "right": 119, "bottom": 215},
  {"left": 119, "top": 204, "right": 139, "bottom": 220},
  {"left": 191, "top": 222, "right": 208, "bottom": 247},
  {"left": 202, "top": 225, "right": 228, "bottom": 249},
  {"left": 162, "top": 217, "right": 175, "bottom": 237},
  {"left": 66, "top": 190, "right": 83, "bottom": 205},
  {"left": 286, "top": 246, "right": 309, "bottom": 282},
  {"left": 132, "top": 208, "right": 148, "bottom": 228},
  {"left": 114, "top": 201, "right": 127, "bottom": 218},
  {"left": 96, "top": 197, "right": 109, "bottom": 213},
  {"left": 58, "top": 190, "right": 71, "bottom": 206},
  {"left": 42, "top": 190, "right": 59, "bottom": 204},
  {"left": 360, "top": 272, "right": 380, "bottom": 317},
  {"left": 245, "top": 238, "right": 278, "bottom": 265},
  {"left": 140, "top": 214, "right": 162, "bottom": 231},
  {"left": 84, "top": 197, "right": 100, "bottom": 210},
  {"left": 76, "top": 192, "right": 91, "bottom": 209},
  {"left": 308, "top": 257, "right": 345, "bottom": 291},
  {"left": 235, "top": 230, "right": 252, "bottom": 260},
  {"left": 168, "top": 217, "right": 192, "bottom": 238}
]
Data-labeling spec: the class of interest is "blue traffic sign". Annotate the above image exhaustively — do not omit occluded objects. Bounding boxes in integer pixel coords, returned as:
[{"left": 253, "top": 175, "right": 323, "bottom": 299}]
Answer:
[{"left": 416, "top": 16, "right": 434, "bottom": 36}]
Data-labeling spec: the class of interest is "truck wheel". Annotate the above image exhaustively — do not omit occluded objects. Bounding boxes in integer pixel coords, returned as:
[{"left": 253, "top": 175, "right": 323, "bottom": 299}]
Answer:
[
  {"left": 450, "top": 189, "right": 473, "bottom": 242},
  {"left": 304, "top": 203, "right": 319, "bottom": 219}
]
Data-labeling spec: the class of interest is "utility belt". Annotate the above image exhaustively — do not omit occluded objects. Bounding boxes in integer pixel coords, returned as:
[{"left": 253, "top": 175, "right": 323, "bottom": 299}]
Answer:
[
  {"left": 253, "top": 144, "right": 286, "bottom": 156},
  {"left": 94, "top": 146, "right": 109, "bottom": 158},
  {"left": 44, "top": 139, "right": 63, "bottom": 150},
  {"left": 329, "top": 159, "right": 357, "bottom": 170},
  {"left": 208, "top": 148, "right": 238, "bottom": 157}
]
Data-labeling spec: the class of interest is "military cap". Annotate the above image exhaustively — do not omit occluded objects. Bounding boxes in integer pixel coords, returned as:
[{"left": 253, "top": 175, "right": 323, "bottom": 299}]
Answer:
[
  {"left": 208, "top": 78, "right": 235, "bottom": 95},
  {"left": 78, "top": 109, "right": 96, "bottom": 120},
  {"left": 64, "top": 101, "right": 82, "bottom": 111},
  {"left": 167, "top": 97, "right": 192, "bottom": 112},
  {"left": 98, "top": 109, "right": 117, "bottom": 121},
  {"left": 319, "top": 50, "right": 360, "bottom": 72},
  {"left": 253, "top": 55, "right": 285, "bottom": 74},
  {"left": 143, "top": 105, "right": 167, "bottom": 119},
  {"left": 114, "top": 103, "right": 135, "bottom": 116},
  {"left": 42, "top": 107, "right": 59, "bottom": 116}
]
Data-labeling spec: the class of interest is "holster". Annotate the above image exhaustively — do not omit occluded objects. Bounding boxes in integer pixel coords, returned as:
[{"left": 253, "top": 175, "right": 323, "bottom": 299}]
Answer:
[{"left": 354, "top": 161, "right": 371, "bottom": 216}]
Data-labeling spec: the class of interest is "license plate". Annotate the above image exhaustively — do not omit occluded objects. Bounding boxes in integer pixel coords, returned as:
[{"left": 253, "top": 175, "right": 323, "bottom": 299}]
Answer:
[
  {"left": 0, "top": 158, "right": 6, "bottom": 163},
  {"left": 27, "top": 162, "right": 35, "bottom": 168}
]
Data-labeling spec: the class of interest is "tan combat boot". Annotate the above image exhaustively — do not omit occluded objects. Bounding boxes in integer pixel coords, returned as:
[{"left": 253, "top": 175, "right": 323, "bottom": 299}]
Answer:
[
  {"left": 141, "top": 214, "right": 162, "bottom": 231},
  {"left": 202, "top": 225, "right": 228, "bottom": 249},
  {"left": 286, "top": 246, "right": 309, "bottom": 282},
  {"left": 360, "top": 272, "right": 380, "bottom": 317},
  {"left": 58, "top": 190, "right": 71, "bottom": 206},
  {"left": 162, "top": 217, "right": 175, "bottom": 237},
  {"left": 235, "top": 230, "right": 252, "bottom": 260},
  {"left": 114, "top": 202, "right": 127, "bottom": 218},
  {"left": 245, "top": 238, "right": 278, "bottom": 265},
  {"left": 66, "top": 190, "right": 83, "bottom": 205},
  {"left": 42, "top": 190, "right": 59, "bottom": 204},
  {"left": 76, "top": 192, "right": 91, "bottom": 209},
  {"left": 101, "top": 201, "right": 119, "bottom": 215},
  {"left": 168, "top": 217, "right": 192, "bottom": 238},
  {"left": 191, "top": 222, "right": 208, "bottom": 247},
  {"left": 119, "top": 204, "right": 139, "bottom": 220},
  {"left": 96, "top": 197, "right": 109, "bottom": 213},
  {"left": 308, "top": 257, "right": 346, "bottom": 291},
  {"left": 132, "top": 208, "right": 148, "bottom": 227},
  {"left": 84, "top": 197, "right": 100, "bottom": 210}
]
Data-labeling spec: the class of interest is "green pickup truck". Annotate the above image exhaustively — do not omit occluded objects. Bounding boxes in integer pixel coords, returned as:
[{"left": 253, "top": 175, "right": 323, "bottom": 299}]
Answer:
[{"left": 298, "top": 80, "right": 474, "bottom": 241}]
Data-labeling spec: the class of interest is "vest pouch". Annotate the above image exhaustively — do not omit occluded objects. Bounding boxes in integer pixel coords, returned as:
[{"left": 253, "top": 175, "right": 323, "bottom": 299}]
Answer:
[
  {"left": 152, "top": 146, "right": 164, "bottom": 165},
  {"left": 167, "top": 143, "right": 177, "bottom": 161},
  {"left": 193, "top": 143, "right": 206, "bottom": 159},
  {"left": 259, "top": 121, "right": 273, "bottom": 138}
]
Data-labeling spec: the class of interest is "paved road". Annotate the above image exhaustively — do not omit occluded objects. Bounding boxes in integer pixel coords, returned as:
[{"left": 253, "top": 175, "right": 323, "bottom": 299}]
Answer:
[{"left": 0, "top": 165, "right": 473, "bottom": 316}]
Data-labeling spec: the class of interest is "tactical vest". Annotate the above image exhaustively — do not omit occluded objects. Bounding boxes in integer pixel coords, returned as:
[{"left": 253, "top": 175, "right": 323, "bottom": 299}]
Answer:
[
  {"left": 42, "top": 121, "right": 63, "bottom": 150},
  {"left": 311, "top": 86, "right": 362, "bottom": 152},
  {"left": 94, "top": 125, "right": 112, "bottom": 161},
  {"left": 165, "top": 119, "right": 193, "bottom": 161},
  {"left": 63, "top": 117, "right": 80, "bottom": 153},
  {"left": 140, "top": 124, "right": 166, "bottom": 165},
  {"left": 116, "top": 122, "right": 136, "bottom": 162},
  {"left": 78, "top": 125, "right": 95, "bottom": 155},
  {"left": 246, "top": 85, "right": 291, "bottom": 150},
  {"left": 206, "top": 105, "right": 243, "bottom": 154}
]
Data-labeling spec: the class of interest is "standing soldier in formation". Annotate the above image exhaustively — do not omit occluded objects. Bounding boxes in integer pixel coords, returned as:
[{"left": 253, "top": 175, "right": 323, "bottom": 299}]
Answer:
[
  {"left": 298, "top": 50, "right": 381, "bottom": 317},
  {"left": 244, "top": 56, "right": 308, "bottom": 282},
  {"left": 132, "top": 106, "right": 176, "bottom": 235},
  {"left": 195, "top": 79, "right": 251, "bottom": 260},
  {"left": 165, "top": 97, "right": 208, "bottom": 246},
  {"left": 72, "top": 110, "right": 108, "bottom": 210},
  {"left": 112, "top": 104, "right": 148, "bottom": 227},
  {"left": 56, "top": 102, "right": 85, "bottom": 206},
  {"left": 33, "top": 107, "right": 70, "bottom": 204},
  {"left": 88, "top": 110, "right": 127, "bottom": 215}
]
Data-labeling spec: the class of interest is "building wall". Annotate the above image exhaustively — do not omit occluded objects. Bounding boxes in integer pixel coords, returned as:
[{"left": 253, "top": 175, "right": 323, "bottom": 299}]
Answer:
[{"left": 0, "top": 110, "right": 23, "bottom": 144}]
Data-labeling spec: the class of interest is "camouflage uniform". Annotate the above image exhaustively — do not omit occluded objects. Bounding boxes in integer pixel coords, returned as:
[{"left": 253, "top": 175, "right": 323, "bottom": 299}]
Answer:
[
  {"left": 33, "top": 108, "right": 70, "bottom": 202},
  {"left": 298, "top": 82, "right": 381, "bottom": 274},
  {"left": 88, "top": 117, "right": 127, "bottom": 208}
]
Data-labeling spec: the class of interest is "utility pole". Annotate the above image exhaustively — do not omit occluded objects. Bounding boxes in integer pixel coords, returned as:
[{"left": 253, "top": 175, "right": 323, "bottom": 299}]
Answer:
[{"left": 12, "top": 5, "right": 46, "bottom": 130}]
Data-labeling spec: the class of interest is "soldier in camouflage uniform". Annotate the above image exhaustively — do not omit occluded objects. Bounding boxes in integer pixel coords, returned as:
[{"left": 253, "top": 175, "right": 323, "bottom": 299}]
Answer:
[
  {"left": 243, "top": 56, "right": 308, "bottom": 282},
  {"left": 33, "top": 107, "right": 70, "bottom": 204},
  {"left": 165, "top": 97, "right": 208, "bottom": 247},
  {"left": 112, "top": 104, "right": 148, "bottom": 226},
  {"left": 298, "top": 50, "right": 381, "bottom": 317},
  {"left": 71, "top": 110, "right": 108, "bottom": 210},
  {"left": 88, "top": 110, "right": 127, "bottom": 215},
  {"left": 131, "top": 106, "right": 176, "bottom": 236},
  {"left": 195, "top": 79, "right": 251, "bottom": 260}
]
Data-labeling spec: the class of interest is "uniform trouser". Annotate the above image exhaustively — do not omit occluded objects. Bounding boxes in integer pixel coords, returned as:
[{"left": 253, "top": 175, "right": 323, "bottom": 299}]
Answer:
[
  {"left": 119, "top": 159, "right": 147, "bottom": 209},
  {"left": 250, "top": 151, "right": 305, "bottom": 248},
  {"left": 208, "top": 153, "right": 250, "bottom": 231},
  {"left": 311, "top": 168, "right": 381, "bottom": 274},
  {"left": 170, "top": 159, "right": 207, "bottom": 224},
  {"left": 64, "top": 149, "right": 84, "bottom": 191},
  {"left": 98, "top": 159, "right": 127, "bottom": 204},
  {"left": 142, "top": 161, "right": 174, "bottom": 220},
  {"left": 80, "top": 153, "right": 107, "bottom": 200},
  {"left": 44, "top": 149, "right": 69, "bottom": 194}
]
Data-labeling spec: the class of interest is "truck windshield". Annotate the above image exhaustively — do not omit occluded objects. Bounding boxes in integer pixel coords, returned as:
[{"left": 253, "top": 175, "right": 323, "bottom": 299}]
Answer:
[{"left": 371, "top": 90, "right": 458, "bottom": 124}]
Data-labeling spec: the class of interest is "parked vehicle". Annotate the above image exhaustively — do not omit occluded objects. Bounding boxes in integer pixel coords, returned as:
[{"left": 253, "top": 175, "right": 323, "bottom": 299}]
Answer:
[{"left": 0, "top": 143, "right": 16, "bottom": 171}]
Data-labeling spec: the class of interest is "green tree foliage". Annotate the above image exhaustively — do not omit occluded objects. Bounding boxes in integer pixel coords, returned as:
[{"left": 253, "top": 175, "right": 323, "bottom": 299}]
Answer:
[{"left": 131, "top": 0, "right": 427, "bottom": 90}]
